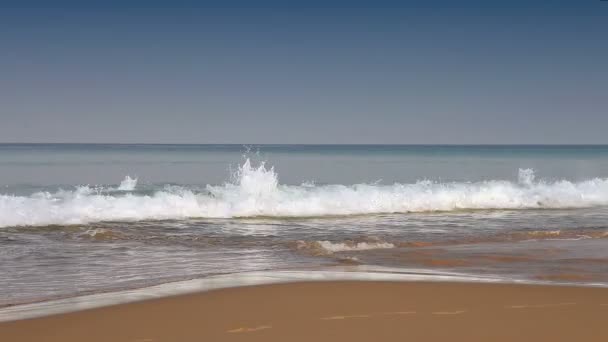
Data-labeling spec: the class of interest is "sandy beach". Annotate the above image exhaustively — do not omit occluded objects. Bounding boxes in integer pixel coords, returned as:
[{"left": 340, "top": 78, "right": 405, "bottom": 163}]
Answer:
[
  {"left": 3, "top": 0, "right": 608, "bottom": 341},
  {"left": 1, "top": 281, "right": 607, "bottom": 342}
]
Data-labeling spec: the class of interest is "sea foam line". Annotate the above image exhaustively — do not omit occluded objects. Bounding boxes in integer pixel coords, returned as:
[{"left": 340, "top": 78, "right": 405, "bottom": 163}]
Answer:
[
  {"left": 0, "top": 268, "right": 511, "bottom": 322},
  {"left": 1, "top": 266, "right": 605, "bottom": 323}
]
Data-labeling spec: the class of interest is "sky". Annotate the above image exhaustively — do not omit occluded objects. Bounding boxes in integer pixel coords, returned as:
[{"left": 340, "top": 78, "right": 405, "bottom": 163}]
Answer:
[{"left": 1, "top": 0, "right": 607, "bottom": 144}]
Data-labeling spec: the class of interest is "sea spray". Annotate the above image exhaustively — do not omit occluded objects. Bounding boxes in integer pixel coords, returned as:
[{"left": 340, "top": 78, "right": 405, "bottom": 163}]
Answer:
[{"left": 117, "top": 176, "right": 138, "bottom": 191}]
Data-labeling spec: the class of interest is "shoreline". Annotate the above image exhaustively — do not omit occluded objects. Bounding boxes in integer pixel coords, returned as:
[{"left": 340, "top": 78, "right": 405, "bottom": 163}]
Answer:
[
  {"left": 2, "top": 280, "right": 607, "bottom": 342},
  {"left": 2, "top": 267, "right": 607, "bottom": 323}
]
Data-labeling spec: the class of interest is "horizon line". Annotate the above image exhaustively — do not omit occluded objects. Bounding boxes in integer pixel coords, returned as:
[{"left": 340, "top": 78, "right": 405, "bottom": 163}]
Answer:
[{"left": 1, "top": 142, "right": 608, "bottom": 146}]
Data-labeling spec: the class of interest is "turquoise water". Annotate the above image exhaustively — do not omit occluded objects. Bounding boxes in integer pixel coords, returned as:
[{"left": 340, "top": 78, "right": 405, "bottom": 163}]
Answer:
[{"left": 1, "top": 144, "right": 608, "bottom": 305}]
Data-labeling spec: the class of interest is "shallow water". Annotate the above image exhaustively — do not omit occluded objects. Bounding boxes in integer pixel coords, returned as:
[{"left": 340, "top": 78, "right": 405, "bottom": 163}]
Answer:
[{"left": 1, "top": 144, "right": 608, "bottom": 305}]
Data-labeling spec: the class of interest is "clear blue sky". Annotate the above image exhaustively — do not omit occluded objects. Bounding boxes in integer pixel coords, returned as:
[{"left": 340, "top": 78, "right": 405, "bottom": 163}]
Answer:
[{"left": 1, "top": 1, "right": 607, "bottom": 144}]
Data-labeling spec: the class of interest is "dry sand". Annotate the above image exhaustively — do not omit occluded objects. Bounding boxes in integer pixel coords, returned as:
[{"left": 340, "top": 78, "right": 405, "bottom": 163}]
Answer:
[{"left": 1, "top": 281, "right": 607, "bottom": 341}]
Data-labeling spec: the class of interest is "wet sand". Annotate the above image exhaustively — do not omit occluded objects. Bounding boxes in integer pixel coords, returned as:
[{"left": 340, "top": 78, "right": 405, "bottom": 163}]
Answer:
[{"left": 1, "top": 281, "right": 607, "bottom": 342}]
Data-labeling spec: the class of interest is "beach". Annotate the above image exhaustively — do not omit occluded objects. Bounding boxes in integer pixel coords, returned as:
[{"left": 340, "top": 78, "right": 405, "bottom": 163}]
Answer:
[
  {"left": 1, "top": 281, "right": 607, "bottom": 341},
  {"left": 4, "top": 0, "right": 608, "bottom": 340},
  {"left": 2, "top": 145, "right": 608, "bottom": 340}
]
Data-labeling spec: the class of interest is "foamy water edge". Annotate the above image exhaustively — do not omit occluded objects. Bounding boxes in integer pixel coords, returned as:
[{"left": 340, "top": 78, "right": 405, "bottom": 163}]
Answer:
[{"left": 2, "top": 267, "right": 607, "bottom": 323}]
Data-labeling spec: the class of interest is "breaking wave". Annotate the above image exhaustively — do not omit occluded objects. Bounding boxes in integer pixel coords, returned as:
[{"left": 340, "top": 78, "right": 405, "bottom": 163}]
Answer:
[{"left": 2, "top": 160, "right": 608, "bottom": 227}]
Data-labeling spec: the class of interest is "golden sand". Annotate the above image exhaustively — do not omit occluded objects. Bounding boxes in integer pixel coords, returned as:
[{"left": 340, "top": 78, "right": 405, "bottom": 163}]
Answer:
[{"left": 1, "top": 281, "right": 607, "bottom": 341}]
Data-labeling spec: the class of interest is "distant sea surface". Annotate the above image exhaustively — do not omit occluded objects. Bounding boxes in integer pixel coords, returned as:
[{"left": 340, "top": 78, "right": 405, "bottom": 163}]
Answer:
[{"left": 2, "top": 144, "right": 608, "bottom": 305}]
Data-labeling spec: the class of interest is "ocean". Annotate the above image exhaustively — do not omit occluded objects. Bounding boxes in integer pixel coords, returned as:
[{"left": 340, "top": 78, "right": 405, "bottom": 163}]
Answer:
[{"left": 1, "top": 144, "right": 608, "bottom": 306}]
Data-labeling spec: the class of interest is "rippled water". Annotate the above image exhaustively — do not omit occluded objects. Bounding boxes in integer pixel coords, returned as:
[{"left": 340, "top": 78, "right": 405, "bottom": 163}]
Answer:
[{"left": 1, "top": 144, "right": 608, "bottom": 305}]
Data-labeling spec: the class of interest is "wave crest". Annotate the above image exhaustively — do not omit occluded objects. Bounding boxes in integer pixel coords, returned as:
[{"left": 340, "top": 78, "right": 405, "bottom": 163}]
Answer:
[{"left": 2, "top": 160, "right": 608, "bottom": 227}]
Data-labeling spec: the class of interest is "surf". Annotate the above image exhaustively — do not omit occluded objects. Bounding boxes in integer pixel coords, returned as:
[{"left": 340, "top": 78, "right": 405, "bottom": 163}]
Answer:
[{"left": 2, "top": 159, "right": 608, "bottom": 227}]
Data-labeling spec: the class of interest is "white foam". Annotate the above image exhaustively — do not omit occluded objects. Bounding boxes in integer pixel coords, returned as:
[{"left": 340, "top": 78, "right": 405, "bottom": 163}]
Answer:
[
  {"left": 2, "top": 161, "right": 608, "bottom": 227},
  {"left": 117, "top": 176, "right": 137, "bottom": 191},
  {"left": 315, "top": 241, "right": 395, "bottom": 253}
]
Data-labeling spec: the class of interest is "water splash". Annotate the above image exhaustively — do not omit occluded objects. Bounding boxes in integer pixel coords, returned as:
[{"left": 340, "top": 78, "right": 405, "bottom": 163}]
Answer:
[
  {"left": 117, "top": 176, "right": 137, "bottom": 191},
  {"left": 518, "top": 168, "right": 535, "bottom": 186}
]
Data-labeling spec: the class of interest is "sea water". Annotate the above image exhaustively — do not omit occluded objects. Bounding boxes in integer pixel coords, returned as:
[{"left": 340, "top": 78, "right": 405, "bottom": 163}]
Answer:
[{"left": 1, "top": 144, "right": 608, "bottom": 306}]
